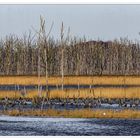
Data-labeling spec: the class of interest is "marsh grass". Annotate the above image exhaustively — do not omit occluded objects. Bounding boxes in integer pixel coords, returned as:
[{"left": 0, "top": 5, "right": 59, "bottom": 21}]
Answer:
[
  {"left": 0, "top": 76, "right": 140, "bottom": 85},
  {"left": 1, "top": 109, "right": 140, "bottom": 119},
  {"left": 0, "top": 87, "right": 140, "bottom": 99},
  {"left": 0, "top": 76, "right": 140, "bottom": 99},
  {"left": 49, "top": 88, "right": 140, "bottom": 99}
]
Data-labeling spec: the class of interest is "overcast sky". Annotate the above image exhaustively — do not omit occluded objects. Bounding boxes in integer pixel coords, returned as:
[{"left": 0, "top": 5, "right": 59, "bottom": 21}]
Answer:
[{"left": 0, "top": 4, "right": 140, "bottom": 41}]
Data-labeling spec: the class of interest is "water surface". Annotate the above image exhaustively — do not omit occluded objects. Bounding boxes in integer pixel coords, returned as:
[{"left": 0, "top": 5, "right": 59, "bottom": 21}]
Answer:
[{"left": 0, "top": 116, "right": 140, "bottom": 136}]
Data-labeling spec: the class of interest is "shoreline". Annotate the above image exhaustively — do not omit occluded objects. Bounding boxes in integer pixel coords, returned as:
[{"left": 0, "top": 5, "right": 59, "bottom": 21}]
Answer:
[{"left": 1, "top": 108, "right": 140, "bottom": 119}]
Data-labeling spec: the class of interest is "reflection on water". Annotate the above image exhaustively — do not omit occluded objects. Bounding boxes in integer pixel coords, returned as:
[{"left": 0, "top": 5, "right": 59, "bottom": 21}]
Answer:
[{"left": 0, "top": 85, "right": 140, "bottom": 90}]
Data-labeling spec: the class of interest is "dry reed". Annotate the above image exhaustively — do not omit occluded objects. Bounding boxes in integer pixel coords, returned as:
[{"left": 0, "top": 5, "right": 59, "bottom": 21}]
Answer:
[
  {"left": 0, "top": 87, "right": 140, "bottom": 99},
  {"left": 1, "top": 109, "right": 140, "bottom": 119},
  {"left": 0, "top": 76, "right": 140, "bottom": 85}
]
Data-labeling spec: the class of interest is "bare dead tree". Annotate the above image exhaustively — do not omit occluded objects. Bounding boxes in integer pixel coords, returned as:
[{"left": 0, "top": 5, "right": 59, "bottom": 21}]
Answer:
[
  {"left": 1, "top": 24, "right": 140, "bottom": 76},
  {"left": 60, "top": 22, "right": 64, "bottom": 90},
  {"left": 37, "top": 16, "right": 42, "bottom": 98},
  {"left": 32, "top": 16, "right": 54, "bottom": 110},
  {"left": 60, "top": 23, "right": 70, "bottom": 90}
]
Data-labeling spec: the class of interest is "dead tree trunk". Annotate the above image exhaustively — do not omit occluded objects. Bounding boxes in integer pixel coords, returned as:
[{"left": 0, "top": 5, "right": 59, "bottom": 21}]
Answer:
[{"left": 60, "top": 22, "right": 64, "bottom": 90}]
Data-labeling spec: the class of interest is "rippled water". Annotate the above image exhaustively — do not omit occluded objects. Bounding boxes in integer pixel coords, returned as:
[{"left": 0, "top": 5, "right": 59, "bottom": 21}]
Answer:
[{"left": 0, "top": 116, "right": 140, "bottom": 136}]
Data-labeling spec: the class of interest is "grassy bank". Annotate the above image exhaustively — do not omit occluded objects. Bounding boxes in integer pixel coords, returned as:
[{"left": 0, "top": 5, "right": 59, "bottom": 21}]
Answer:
[
  {"left": 0, "top": 76, "right": 140, "bottom": 85},
  {"left": 1, "top": 109, "right": 140, "bottom": 119},
  {"left": 0, "top": 87, "right": 140, "bottom": 99}
]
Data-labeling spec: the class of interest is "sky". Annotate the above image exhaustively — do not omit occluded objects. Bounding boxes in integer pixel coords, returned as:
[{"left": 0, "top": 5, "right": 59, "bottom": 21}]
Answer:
[{"left": 0, "top": 4, "right": 140, "bottom": 41}]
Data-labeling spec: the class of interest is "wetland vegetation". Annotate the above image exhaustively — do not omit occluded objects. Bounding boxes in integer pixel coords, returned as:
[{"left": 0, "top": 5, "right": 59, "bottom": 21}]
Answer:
[{"left": 0, "top": 16, "right": 140, "bottom": 118}]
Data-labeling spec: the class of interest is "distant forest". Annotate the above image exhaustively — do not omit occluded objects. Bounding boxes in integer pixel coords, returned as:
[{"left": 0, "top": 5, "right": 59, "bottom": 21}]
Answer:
[{"left": 0, "top": 34, "right": 140, "bottom": 76}]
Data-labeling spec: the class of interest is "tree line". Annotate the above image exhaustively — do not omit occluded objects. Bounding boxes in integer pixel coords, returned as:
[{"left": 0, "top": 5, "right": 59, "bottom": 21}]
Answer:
[{"left": 0, "top": 34, "right": 140, "bottom": 76}]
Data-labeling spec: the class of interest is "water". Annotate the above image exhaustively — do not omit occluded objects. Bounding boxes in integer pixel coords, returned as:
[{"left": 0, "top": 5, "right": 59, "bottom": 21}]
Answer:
[
  {"left": 0, "top": 84, "right": 140, "bottom": 136},
  {"left": 0, "top": 84, "right": 139, "bottom": 90},
  {"left": 0, "top": 116, "right": 140, "bottom": 136}
]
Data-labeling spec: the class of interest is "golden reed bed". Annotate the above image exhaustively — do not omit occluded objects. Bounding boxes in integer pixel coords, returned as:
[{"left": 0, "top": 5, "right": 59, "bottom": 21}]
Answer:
[
  {"left": 0, "top": 75, "right": 140, "bottom": 85},
  {"left": 0, "top": 87, "right": 140, "bottom": 99},
  {"left": 2, "top": 109, "right": 140, "bottom": 119}
]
